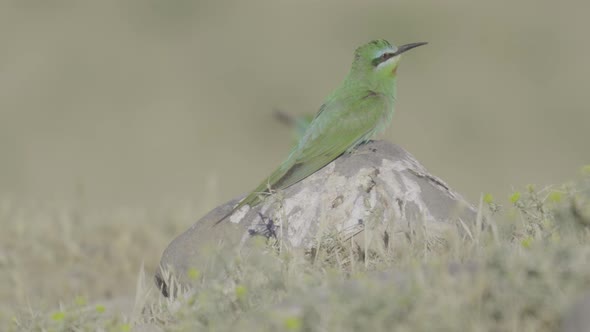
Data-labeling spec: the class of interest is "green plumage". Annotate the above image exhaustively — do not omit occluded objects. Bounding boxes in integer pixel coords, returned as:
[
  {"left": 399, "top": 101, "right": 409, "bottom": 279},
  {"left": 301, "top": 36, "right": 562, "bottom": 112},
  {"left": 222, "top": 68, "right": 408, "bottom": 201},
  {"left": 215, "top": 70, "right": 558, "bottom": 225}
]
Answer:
[{"left": 215, "top": 39, "right": 426, "bottom": 224}]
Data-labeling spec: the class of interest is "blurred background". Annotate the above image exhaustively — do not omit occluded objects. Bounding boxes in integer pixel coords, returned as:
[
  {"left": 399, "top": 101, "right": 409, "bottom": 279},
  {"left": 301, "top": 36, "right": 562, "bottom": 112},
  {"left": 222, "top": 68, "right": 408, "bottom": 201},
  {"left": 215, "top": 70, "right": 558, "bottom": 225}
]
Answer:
[{"left": 1, "top": 0, "right": 589, "bottom": 207}]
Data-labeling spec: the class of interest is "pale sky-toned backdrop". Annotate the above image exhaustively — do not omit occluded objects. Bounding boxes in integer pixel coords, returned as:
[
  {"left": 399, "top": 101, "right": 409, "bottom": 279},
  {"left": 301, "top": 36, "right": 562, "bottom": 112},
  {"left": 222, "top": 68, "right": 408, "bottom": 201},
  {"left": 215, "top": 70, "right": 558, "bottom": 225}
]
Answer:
[{"left": 1, "top": 0, "right": 589, "bottom": 208}]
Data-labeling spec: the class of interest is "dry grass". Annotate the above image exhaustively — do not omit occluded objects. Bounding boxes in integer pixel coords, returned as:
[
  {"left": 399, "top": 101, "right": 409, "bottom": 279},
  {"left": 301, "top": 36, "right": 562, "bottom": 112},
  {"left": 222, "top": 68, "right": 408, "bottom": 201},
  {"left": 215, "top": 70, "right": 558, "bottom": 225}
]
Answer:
[
  {"left": 0, "top": 200, "right": 201, "bottom": 330},
  {"left": 1, "top": 171, "right": 589, "bottom": 331}
]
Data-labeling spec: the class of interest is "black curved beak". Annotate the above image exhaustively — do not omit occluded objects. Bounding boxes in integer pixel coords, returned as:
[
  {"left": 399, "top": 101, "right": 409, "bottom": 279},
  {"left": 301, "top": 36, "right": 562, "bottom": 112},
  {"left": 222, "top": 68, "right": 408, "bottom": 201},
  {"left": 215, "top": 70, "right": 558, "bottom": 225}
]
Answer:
[{"left": 393, "top": 42, "right": 428, "bottom": 56}]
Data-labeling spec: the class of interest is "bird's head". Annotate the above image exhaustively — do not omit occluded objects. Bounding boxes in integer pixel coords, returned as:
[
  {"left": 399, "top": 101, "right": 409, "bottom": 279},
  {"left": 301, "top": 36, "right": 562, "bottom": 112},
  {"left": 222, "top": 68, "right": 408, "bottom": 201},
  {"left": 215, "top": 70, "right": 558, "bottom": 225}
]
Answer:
[{"left": 350, "top": 39, "right": 427, "bottom": 89}]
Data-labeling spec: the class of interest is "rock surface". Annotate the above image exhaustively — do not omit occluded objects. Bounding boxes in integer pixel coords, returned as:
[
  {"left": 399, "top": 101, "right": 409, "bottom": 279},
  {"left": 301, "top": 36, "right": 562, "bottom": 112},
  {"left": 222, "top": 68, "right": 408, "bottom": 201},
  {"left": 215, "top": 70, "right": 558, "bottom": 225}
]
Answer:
[{"left": 156, "top": 140, "right": 476, "bottom": 295}]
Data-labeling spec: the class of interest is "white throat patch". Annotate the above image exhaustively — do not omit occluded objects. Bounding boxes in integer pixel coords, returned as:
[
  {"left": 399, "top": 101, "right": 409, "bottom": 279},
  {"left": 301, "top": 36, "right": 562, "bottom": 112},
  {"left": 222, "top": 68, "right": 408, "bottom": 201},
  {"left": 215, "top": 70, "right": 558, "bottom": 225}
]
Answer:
[{"left": 376, "top": 55, "right": 400, "bottom": 70}]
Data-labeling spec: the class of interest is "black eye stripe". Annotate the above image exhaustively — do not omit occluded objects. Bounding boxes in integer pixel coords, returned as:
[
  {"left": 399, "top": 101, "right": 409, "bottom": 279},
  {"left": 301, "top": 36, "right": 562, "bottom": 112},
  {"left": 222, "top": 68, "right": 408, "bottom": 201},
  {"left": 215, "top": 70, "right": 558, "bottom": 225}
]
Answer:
[{"left": 371, "top": 52, "right": 395, "bottom": 67}]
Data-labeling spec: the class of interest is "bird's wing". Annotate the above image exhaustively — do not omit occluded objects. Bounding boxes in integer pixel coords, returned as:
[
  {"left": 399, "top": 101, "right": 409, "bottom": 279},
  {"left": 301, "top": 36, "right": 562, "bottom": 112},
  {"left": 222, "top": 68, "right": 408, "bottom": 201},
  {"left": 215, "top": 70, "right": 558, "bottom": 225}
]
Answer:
[{"left": 237, "top": 91, "right": 388, "bottom": 210}]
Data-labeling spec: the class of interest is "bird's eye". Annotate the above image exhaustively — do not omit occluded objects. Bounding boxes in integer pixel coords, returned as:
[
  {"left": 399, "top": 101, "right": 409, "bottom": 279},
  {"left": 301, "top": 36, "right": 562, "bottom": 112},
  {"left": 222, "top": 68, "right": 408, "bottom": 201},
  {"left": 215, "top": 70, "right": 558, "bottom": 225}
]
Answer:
[{"left": 372, "top": 53, "right": 393, "bottom": 67}]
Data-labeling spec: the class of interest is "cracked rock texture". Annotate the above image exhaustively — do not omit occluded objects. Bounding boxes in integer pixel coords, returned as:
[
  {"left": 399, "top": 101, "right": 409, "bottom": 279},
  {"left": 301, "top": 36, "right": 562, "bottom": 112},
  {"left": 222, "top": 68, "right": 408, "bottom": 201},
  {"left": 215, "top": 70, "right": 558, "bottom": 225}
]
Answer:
[{"left": 156, "top": 140, "right": 476, "bottom": 295}]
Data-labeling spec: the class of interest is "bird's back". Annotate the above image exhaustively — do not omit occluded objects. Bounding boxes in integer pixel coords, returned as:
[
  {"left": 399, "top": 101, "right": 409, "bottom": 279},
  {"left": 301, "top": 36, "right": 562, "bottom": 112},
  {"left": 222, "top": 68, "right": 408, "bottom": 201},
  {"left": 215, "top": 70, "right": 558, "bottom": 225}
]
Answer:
[{"left": 217, "top": 87, "right": 393, "bottom": 223}]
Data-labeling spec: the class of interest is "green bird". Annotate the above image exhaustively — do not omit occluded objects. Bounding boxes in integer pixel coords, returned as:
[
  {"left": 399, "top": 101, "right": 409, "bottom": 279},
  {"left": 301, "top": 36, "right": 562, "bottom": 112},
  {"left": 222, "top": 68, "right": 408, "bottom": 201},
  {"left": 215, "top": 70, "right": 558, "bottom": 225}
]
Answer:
[{"left": 216, "top": 39, "right": 426, "bottom": 224}]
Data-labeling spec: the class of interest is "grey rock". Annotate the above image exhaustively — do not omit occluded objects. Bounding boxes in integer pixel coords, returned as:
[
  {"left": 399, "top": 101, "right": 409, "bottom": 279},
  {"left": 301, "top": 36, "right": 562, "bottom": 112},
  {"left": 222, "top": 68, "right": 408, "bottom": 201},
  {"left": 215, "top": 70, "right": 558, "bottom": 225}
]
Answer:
[{"left": 156, "top": 140, "right": 476, "bottom": 296}]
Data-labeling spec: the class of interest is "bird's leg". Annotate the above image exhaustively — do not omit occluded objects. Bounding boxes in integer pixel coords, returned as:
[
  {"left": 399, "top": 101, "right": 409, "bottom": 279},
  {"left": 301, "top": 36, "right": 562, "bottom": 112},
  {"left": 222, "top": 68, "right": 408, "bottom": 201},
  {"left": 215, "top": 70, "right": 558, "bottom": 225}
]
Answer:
[
  {"left": 357, "top": 139, "right": 375, "bottom": 147},
  {"left": 346, "top": 138, "right": 375, "bottom": 155},
  {"left": 265, "top": 179, "right": 274, "bottom": 194}
]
